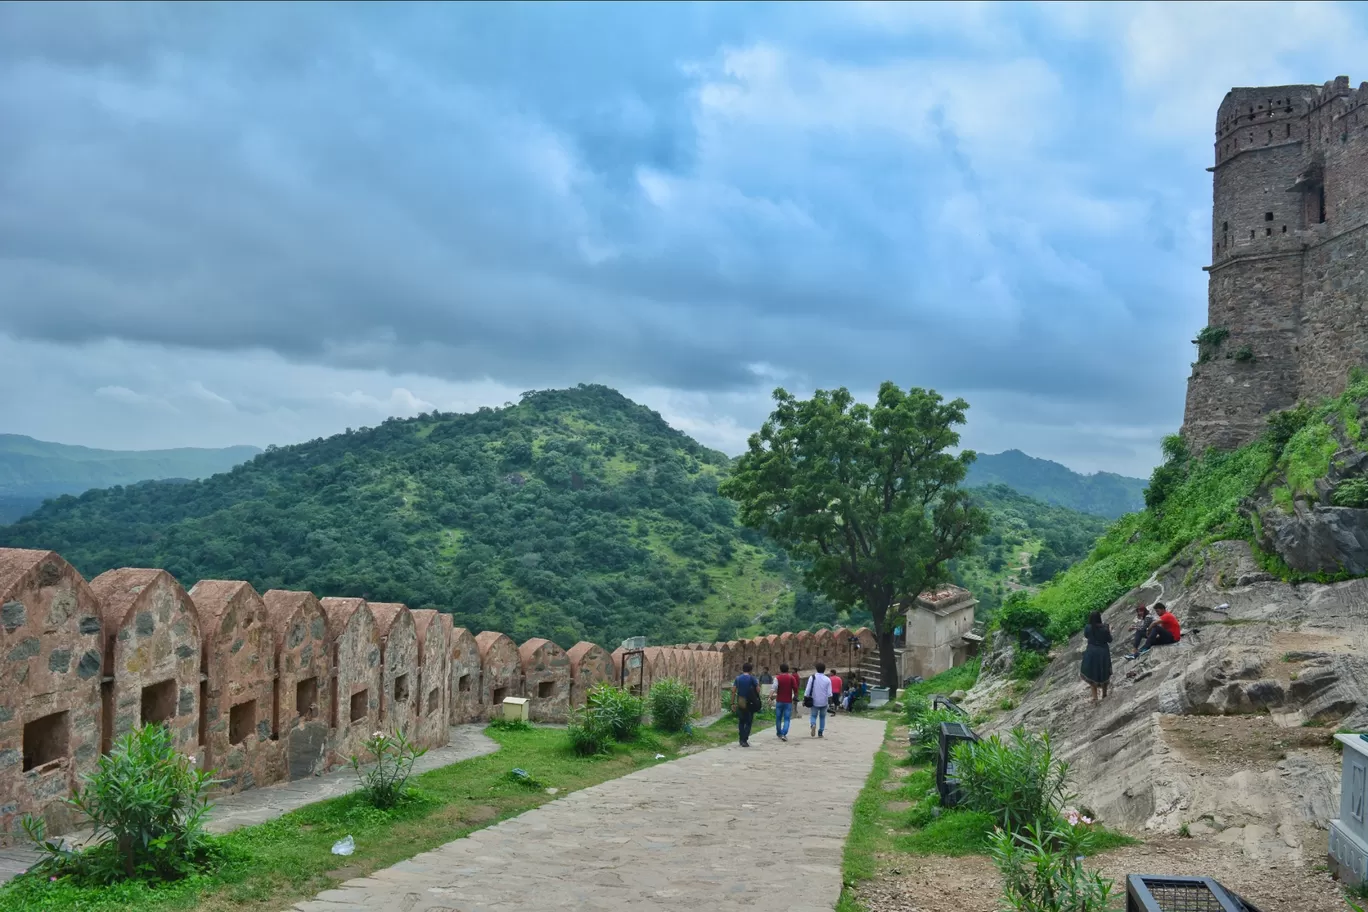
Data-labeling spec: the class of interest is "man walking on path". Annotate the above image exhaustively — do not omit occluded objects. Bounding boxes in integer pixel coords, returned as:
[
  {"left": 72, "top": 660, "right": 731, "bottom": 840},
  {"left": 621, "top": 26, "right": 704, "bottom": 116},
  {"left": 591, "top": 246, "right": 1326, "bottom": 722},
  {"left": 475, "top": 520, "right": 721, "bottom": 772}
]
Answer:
[
  {"left": 732, "top": 662, "right": 761, "bottom": 747},
  {"left": 805, "top": 662, "right": 832, "bottom": 738},
  {"left": 772, "top": 663, "right": 799, "bottom": 741},
  {"left": 828, "top": 669, "right": 843, "bottom": 714}
]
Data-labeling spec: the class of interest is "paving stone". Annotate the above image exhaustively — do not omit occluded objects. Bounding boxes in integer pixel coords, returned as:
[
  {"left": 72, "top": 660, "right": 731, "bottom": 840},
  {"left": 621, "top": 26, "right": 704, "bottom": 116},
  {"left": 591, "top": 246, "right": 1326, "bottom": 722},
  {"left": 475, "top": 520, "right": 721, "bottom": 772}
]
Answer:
[{"left": 290, "top": 717, "right": 885, "bottom": 912}]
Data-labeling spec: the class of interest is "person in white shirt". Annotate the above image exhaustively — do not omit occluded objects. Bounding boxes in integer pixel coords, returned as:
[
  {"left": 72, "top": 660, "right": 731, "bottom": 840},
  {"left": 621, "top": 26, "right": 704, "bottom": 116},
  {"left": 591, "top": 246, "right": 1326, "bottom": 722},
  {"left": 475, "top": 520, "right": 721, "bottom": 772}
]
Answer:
[{"left": 805, "top": 662, "right": 833, "bottom": 738}]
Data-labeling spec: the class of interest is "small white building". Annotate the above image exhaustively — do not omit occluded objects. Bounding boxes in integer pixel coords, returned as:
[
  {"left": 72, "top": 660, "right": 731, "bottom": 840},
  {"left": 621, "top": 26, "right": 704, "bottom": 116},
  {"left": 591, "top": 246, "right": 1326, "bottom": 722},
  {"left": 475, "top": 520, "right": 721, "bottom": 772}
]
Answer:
[
  {"left": 899, "top": 586, "right": 978, "bottom": 682},
  {"left": 1330, "top": 732, "right": 1368, "bottom": 886}
]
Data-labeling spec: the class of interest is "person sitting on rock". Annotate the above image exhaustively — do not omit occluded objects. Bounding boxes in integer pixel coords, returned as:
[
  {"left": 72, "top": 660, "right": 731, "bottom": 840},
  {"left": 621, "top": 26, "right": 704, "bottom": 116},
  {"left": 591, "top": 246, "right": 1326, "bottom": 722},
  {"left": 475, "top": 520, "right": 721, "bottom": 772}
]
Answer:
[
  {"left": 1127, "top": 602, "right": 1180, "bottom": 658},
  {"left": 1128, "top": 603, "right": 1154, "bottom": 654}
]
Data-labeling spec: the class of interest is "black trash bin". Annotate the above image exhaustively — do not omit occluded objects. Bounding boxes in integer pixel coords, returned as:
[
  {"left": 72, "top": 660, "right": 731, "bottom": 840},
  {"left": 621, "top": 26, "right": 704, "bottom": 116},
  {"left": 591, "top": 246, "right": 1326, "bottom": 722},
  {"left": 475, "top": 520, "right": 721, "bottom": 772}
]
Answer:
[
  {"left": 935, "top": 721, "right": 978, "bottom": 808},
  {"left": 1125, "top": 875, "right": 1264, "bottom": 912}
]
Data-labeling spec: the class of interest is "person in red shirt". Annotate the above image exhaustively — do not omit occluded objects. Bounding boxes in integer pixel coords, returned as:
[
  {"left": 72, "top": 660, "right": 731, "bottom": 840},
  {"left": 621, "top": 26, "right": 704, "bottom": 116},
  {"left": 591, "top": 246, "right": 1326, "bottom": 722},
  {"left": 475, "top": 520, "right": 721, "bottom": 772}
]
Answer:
[
  {"left": 772, "top": 663, "right": 800, "bottom": 741},
  {"left": 1138, "top": 603, "right": 1181, "bottom": 654},
  {"left": 828, "top": 671, "right": 844, "bottom": 713}
]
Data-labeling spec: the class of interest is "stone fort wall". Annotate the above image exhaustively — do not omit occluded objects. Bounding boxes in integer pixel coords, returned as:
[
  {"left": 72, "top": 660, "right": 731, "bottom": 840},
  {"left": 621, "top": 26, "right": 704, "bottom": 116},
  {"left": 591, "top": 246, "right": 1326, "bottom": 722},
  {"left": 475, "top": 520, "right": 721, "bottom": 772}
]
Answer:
[
  {"left": 0, "top": 547, "right": 722, "bottom": 844},
  {"left": 1183, "top": 76, "right": 1368, "bottom": 452},
  {"left": 668, "top": 625, "right": 878, "bottom": 682}
]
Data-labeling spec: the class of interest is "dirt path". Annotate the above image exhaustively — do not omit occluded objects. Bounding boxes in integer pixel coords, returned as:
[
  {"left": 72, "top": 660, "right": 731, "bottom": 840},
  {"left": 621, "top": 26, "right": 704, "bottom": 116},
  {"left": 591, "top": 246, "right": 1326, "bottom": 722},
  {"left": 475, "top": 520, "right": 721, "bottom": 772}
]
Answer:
[{"left": 855, "top": 834, "right": 1345, "bottom": 912}]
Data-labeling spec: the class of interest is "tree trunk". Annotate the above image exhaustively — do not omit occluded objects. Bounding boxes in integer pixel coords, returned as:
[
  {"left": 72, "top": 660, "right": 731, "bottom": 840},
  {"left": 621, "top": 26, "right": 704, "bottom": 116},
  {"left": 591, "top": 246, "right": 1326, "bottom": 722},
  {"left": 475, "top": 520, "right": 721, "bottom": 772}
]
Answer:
[{"left": 877, "top": 624, "right": 899, "bottom": 701}]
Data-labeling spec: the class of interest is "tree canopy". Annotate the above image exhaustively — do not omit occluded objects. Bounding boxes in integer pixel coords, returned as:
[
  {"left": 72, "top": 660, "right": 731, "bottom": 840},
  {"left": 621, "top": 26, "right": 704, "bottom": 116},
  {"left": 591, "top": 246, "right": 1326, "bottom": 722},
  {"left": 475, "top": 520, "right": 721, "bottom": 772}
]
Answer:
[{"left": 720, "top": 383, "right": 988, "bottom": 688}]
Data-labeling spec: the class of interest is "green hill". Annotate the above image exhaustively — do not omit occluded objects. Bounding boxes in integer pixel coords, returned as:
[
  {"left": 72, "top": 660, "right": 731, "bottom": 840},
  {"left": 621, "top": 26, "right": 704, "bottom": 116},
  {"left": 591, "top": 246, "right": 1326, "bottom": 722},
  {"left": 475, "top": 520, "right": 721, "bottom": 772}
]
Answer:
[
  {"left": 0, "top": 386, "right": 809, "bottom": 647},
  {"left": 965, "top": 449, "right": 1147, "bottom": 518},
  {"left": 952, "top": 484, "right": 1113, "bottom": 620},
  {"left": 0, "top": 434, "right": 259, "bottom": 523}
]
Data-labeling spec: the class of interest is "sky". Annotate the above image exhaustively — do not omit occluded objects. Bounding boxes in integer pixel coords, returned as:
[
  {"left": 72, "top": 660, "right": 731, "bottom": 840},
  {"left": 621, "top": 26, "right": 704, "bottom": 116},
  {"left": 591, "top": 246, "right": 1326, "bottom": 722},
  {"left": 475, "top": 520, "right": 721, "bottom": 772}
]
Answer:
[{"left": 3, "top": 2, "right": 1367, "bottom": 478}]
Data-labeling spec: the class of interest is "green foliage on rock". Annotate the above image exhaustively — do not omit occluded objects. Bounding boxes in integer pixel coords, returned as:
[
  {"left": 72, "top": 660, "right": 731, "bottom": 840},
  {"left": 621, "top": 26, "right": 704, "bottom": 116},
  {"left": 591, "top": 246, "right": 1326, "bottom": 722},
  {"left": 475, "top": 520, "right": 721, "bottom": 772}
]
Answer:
[{"left": 0, "top": 386, "right": 809, "bottom": 647}]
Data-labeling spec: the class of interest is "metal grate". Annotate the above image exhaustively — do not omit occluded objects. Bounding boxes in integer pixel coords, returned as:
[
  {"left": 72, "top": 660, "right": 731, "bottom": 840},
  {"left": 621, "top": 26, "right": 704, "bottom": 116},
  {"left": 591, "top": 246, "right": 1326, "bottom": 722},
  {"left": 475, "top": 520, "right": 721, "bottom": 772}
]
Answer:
[{"left": 1126, "top": 876, "right": 1262, "bottom": 912}]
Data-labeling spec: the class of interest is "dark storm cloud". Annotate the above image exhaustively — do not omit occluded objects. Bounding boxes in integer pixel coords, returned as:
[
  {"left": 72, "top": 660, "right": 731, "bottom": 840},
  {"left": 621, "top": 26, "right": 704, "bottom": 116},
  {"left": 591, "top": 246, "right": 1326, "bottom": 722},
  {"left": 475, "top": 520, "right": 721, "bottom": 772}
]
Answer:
[{"left": 6, "top": 1, "right": 1360, "bottom": 474}]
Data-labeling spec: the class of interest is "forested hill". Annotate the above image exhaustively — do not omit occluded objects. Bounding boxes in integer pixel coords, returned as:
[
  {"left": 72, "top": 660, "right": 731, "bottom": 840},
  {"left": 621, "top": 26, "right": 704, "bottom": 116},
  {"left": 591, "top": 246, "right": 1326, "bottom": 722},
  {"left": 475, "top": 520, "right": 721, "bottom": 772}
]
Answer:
[
  {"left": 0, "top": 386, "right": 804, "bottom": 648},
  {"left": 965, "top": 449, "right": 1147, "bottom": 518}
]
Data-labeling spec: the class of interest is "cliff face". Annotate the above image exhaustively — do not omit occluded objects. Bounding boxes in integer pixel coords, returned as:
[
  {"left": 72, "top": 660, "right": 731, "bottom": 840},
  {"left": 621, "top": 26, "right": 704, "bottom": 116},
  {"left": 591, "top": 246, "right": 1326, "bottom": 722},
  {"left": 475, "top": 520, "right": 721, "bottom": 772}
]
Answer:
[{"left": 966, "top": 539, "right": 1368, "bottom": 864}]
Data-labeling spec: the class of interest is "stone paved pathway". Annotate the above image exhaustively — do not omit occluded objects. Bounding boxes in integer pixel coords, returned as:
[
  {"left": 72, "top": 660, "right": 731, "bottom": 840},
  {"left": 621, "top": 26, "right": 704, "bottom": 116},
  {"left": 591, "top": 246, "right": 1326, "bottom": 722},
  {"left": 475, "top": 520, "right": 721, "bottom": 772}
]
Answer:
[
  {"left": 291, "top": 715, "right": 887, "bottom": 912},
  {"left": 0, "top": 724, "right": 498, "bottom": 884}
]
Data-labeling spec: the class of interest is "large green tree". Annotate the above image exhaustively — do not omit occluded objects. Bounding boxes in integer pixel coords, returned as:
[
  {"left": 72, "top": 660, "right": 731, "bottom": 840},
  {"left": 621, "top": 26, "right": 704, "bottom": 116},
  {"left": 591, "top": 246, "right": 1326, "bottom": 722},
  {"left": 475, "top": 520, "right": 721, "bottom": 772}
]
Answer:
[{"left": 720, "top": 383, "right": 988, "bottom": 695}]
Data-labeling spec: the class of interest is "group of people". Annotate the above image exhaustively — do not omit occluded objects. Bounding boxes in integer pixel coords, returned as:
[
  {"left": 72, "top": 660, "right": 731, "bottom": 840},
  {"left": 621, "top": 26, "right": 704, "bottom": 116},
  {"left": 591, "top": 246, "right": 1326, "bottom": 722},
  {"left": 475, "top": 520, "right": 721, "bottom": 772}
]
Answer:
[
  {"left": 1079, "top": 601, "right": 1183, "bottom": 703},
  {"left": 732, "top": 661, "right": 858, "bottom": 746}
]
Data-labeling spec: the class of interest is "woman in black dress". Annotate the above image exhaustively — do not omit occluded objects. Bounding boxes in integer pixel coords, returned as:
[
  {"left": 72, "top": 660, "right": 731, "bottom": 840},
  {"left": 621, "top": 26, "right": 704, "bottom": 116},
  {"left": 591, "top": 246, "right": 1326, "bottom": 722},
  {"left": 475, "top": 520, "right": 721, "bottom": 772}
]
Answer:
[{"left": 1080, "top": 610, "right": 1112, "bottom": 704}]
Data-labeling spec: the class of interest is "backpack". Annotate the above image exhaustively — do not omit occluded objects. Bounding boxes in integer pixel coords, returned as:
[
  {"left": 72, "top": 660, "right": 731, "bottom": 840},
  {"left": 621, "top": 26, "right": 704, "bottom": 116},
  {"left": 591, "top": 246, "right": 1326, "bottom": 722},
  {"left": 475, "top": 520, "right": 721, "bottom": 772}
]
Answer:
[{"left": 737, "top": 675, "right": 761, "bottom": 712}]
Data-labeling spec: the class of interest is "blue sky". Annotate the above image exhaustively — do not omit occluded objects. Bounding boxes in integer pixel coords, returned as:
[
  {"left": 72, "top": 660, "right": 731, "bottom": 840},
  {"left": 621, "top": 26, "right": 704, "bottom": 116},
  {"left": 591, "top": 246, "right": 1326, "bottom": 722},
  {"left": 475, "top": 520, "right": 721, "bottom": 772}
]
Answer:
[{"left": 2, "top": 1, "right": 1366, "bottom": 477}]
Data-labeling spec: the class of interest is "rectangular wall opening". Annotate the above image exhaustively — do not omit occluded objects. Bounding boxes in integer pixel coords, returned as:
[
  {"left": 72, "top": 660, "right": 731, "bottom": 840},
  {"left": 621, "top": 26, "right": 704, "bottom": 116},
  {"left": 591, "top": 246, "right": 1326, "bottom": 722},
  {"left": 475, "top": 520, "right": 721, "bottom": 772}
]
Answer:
[
  {"left": 329, "top": 645, "right": 340, "bottom": 729},
  {"left": 350, "top": 689, "right": 368, "bottom": 724},
  {"left": 296, "top": 677, "right": 319, "bottom": 721},
  {"left": 141, "top": 678, "right": 177, "bottom": 727},
  {"left": 393, "top": 674, "right": 409, "bottom": 706},
  {"left": 427, "top": 688, "right": 440, "bottom": 716},
  {"left": 22, "top": 711, "right": 70, "bottom": 772},
  {"left": 491, "top": 686, "right": 507, "bottom": 705},
  {"left": 270, "top": 676, "right": 280, "bottom": 740},
  {"left": 100, "top": 679, "right": 114, "bottom": 755},
  {"left": 537, "top": 680, "right": 554, "bottom": 698},
  {"left": 458, "top": 673, "right": 471, "bottom": 693},
  {"left": 229, "top": 700, "right": 257, "bottom": 745},
  {"left": 198, "top": 679, "right": 208, "bottom": 745}
]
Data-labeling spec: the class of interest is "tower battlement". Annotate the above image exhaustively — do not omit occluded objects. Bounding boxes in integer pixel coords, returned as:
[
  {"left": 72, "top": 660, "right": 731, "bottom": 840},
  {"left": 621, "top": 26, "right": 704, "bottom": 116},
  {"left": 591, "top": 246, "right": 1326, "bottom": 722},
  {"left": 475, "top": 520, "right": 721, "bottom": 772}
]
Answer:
[{"left": 1182, "top": 76, "right": 1368, "bottom": 452}]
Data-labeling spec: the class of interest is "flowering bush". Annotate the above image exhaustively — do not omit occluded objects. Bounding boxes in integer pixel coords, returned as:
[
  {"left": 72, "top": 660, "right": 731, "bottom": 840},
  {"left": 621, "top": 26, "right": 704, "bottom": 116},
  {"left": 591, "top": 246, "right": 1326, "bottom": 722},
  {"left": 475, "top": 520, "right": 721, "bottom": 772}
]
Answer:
[
  {"left": 350, "top": 729, "right": 427, "bottom": 809},
  {"left": 22, "top": 724, "right": 219, "bottom": 884}
]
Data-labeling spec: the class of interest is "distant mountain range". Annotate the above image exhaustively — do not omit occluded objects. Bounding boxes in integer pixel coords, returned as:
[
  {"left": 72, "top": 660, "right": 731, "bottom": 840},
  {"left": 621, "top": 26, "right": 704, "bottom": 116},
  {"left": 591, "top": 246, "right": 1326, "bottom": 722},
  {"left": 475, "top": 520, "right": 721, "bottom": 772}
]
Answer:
[
  {"left": 0, "top": 434, "right": 261, "bottom": 523},
  {"left": 965, "top": 449, "right": 1147, "bottom": 519}
]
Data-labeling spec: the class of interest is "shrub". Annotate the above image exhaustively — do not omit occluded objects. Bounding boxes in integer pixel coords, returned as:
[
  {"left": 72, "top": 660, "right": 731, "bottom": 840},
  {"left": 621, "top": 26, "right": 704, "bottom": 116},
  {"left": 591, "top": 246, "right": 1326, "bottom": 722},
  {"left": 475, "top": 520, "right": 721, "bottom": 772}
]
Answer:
[
  {"left": 1333, "top": 477, "right": 1368, "bottom": 508},
  {"left": 989, "top": 818, "right": 1115, "bottom": 912},
  {"left": 952, "top": 727, "right": 1072, "bottom": 834},
  {"left": 22, "top": 724, "right": 219, "bottom": 885},
  {"left": 487, "top": 718, "right": 533, "bottom": 733},
  {"left": 1012, "top": 650, "right": 1050, "bottom": 682},
  {"left": 350, "top": 728, "right": 428, "bottom": 810},
  {"left": 903, "top": 694, "right": 931, "bottom": 724},
  {"left": 908, "top": 708, "right": 964, "bottom": 763},
  {"left": 647, "top": 678, "right": 695, "bottom": 732},
  {"left": 998, "top": 594, "right": 1050, "bottom": 638},
  {"left": 585, "top": 682, "right": 643, "bottom": 742},
  {"left": 566, "top": 707, "right": 613, "bottom": 756}
]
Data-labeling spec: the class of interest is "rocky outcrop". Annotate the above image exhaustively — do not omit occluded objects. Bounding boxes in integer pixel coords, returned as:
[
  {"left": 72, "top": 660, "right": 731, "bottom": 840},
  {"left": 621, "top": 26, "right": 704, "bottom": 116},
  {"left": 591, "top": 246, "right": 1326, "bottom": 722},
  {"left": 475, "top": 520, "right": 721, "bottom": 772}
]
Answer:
[
  {"left": 1255, "top": 503, "right": 1368, "bottom": 576},
  {"left": 965, "top": 539, "right": 1368, "bottom": 866}
]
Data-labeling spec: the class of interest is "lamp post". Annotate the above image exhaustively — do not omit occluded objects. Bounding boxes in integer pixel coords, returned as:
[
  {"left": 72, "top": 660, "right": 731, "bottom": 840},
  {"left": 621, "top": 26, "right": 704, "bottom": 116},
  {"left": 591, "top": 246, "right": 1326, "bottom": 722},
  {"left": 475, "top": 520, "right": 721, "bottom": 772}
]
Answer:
[{"left": 847, "top": 635, "right": 860, "bottom": 682}]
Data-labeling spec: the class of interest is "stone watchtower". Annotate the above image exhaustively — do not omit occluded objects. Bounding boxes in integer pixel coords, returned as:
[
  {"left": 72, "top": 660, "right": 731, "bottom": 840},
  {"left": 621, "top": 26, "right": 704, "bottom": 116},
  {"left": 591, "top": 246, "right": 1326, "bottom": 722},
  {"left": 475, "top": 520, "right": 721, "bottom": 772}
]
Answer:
[{"left": 1182, "top": 76, "right": 1368, "bottom": 452}]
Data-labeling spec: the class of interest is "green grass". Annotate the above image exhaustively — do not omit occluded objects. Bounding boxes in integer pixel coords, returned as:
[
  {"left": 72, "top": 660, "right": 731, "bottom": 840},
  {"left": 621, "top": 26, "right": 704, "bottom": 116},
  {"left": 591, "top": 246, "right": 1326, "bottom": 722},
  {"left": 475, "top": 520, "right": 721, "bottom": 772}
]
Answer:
[
  {"left": 902, "top": 659, "right": 981, "bottom": 700},
  {"left": 1, "top": 725, "right": 720, "bottom": 912},
  {"left": 895, "top": 810, "right": 996, "bottom": 856}
]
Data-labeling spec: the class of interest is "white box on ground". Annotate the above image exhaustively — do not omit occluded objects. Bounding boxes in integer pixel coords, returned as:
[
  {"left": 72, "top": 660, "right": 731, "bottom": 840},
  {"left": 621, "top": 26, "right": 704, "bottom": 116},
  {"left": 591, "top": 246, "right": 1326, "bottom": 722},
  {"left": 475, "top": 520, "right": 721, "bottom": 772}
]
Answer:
[
  {"left": 1330, "top": 733, "right": 1368, "bottom": 886},
  {"left": 501, "top": 696, "right": 531, "bottom": 722}
]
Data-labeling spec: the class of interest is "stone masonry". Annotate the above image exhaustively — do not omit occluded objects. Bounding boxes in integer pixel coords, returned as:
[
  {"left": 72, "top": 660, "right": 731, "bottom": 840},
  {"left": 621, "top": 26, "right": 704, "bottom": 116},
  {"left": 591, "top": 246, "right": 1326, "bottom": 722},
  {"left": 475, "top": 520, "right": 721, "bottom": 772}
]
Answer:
[
  {"left": 262, "top": 589, "right": 332, "bottom": 781},
  {"left": 474, "top": 631, "right": 521, "bottom": 721},
  {"left": 448, "top": 626, "right": 481, "bottom": 724},
  {"left": 319, "top": 597, "right": 383, "bottom": 767},
  {"left": 0, "top": 551, "right": 103, "bottom": 840},
  {"left": 518, "top": 637, "right": 570, "bottom": 722},
  {"left": 410, "top": 609, "right": 450, "bottom": 751},
  {"left": 89, "top": 569, "right": 201, "bottom": 762},
  {"left": 188, "top": 580, "right": 282, "bottom": 795},
  {"left": 368, "top": 603, "right": 419, "bottom": 740},
  {"left": 1184, "top": 77, "right": 1368, "bottom": 451}
]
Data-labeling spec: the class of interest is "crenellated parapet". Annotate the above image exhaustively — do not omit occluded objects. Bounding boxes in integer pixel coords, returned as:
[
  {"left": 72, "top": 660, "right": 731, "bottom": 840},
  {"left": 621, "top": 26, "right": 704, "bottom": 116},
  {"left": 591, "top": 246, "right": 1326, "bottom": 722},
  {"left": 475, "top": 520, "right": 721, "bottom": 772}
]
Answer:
[{"left": 0, "top": 547, "right": 722, "bottom": 845}]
